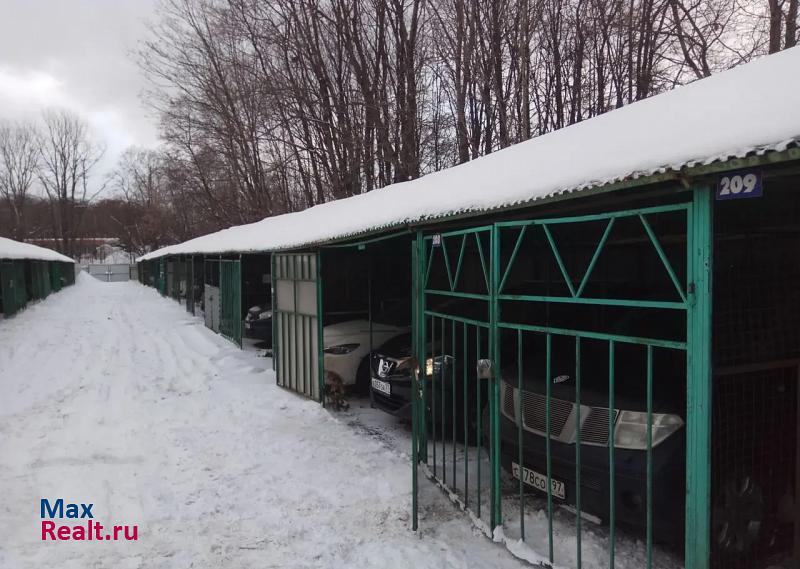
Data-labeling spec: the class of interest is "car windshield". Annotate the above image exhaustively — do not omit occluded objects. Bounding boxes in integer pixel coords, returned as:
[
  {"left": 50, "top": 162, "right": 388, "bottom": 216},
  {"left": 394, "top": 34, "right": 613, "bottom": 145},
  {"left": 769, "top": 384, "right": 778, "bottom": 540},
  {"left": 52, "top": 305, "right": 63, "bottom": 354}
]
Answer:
[{"left": 372, "top": 300, "right": 410, "bottom": 326}]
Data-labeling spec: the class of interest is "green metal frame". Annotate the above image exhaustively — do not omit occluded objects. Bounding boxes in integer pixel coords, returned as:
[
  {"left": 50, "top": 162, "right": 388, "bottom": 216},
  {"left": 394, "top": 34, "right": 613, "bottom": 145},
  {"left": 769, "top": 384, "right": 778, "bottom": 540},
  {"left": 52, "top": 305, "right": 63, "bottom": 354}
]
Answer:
[
  {"left": 50, "top": 262, "right": 61, "bottom": 293},
  {"left": 413, "top": 224, "right": 498, "bottom": 530},
  {"left": 685, "top": 187, "right": 713, "bottom": 569},
  {"left": 272, "top": 252, "right": 323, "bottom": 401},
  {"left": 28, "top": 261, "right": 51, "bottom": 300},
  {"left": 411, "top": 189, "right": 714, "bottom": 569},
  {"left": 219, "top": 258, "right": 242, "bottom": 347},
  {"left": 157, "top": 258, "right": 166, "bottom": 295}
]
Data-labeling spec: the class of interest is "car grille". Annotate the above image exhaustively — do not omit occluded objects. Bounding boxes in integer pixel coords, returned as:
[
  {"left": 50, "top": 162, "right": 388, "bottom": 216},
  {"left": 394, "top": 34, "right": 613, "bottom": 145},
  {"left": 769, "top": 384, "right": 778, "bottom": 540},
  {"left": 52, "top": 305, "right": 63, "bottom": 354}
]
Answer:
[
  {"left": 521, "top": 390, "right": 572, "bottom": 438},
  {"left": 580, "top": 407, "right": 618, "bottom": 445},
  {"left": 501, "top": 381, "right": 619, "bottom": 447},
  {"left": 503, "top": 382, "right": 516, "bottom": 417}
]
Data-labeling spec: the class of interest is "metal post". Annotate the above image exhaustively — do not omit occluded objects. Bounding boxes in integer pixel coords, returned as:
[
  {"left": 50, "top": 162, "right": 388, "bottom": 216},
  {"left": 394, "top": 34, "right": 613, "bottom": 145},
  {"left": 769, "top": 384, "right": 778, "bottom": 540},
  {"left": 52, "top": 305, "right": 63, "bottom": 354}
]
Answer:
[
  {"left": 368, "top": 247, "right": 374, "bottom": 406},
  {"left": 490, "top": 224, "right": 502, "bottom": 529},
  {"left": 411, "top": 234, "right": 420, "bottom": 531},
  {"left": 685, "top": 185, "right": 713, "bottom": 569},
  {"left": 316, "top": 251, "right": 325, "bottom": 404}
]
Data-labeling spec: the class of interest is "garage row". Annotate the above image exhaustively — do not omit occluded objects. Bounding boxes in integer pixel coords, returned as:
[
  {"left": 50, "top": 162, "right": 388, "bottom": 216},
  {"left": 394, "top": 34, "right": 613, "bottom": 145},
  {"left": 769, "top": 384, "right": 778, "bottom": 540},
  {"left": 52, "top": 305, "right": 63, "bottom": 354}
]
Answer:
[
  {"left": 0, "top": 237, "right": 76, "bottom": 318},
  {"left": 135, "top": 51, "right": 800, "bottom": 569}
]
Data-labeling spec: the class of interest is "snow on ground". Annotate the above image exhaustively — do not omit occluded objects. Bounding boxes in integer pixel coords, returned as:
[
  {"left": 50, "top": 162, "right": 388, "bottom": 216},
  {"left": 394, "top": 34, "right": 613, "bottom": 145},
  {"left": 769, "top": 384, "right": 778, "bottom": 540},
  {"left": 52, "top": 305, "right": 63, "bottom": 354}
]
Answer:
[{"left": 0, "top": 274, "right": 532, "bottom": 569}]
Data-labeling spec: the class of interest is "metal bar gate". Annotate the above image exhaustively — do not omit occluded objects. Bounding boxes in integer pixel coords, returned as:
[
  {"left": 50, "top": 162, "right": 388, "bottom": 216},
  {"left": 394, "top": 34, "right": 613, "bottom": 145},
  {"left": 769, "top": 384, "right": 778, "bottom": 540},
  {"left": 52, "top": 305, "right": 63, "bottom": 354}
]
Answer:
[
  {"left": 412, "top": 188, "right": 713, "bottom": 568},
  {"left": 272, "top": 252, "right": 323, "bottom": 401},
  {"left": 219, "top": 259, "right": 242, "bottom": 347}
]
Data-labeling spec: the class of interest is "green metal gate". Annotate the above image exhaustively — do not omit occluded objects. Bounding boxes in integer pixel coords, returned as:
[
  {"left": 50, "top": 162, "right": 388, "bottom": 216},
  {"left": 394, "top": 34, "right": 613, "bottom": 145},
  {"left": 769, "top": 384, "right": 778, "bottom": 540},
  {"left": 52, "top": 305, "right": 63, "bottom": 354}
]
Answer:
[
  {"left": 50, "top": 262, "right": 62, "bottom": 293},
  {"left": 157, "top": 259, "right": 166, "bottom": 295},
  {"left": 219, "top": 259, "right": 242, "bottom": 347},
  {"left": 29, "top": 261, "right": 51, "bottom": 300},
  {"left": 0, "top": 260, "right": 28, "bottom": 317},
  {"left": 272, "top": 252, "right": 323, "bottom": 401},
  {"left": 412, "top": 189, "right": 713, "bottom": 569}
]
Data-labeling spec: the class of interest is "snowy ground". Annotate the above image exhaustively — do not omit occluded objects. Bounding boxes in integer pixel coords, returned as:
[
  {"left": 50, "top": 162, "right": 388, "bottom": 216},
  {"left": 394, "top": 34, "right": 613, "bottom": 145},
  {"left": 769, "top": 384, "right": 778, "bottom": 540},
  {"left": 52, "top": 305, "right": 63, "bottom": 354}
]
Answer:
[{"left": 0, "top": 275, "right": 534, "bottom": 569}]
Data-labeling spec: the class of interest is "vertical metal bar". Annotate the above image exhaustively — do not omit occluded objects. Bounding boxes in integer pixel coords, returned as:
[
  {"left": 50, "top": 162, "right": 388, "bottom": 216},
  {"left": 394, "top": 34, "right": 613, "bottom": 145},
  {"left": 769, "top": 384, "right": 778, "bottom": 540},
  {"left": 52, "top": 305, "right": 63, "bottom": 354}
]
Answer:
[
  {"left": 463, "top": 321, "right": 469, "bottom": 508},
  {"left": 517, "top": 328, "right": 525, "bottom": 540},
  {"left": 686, "top": 187, "right": 713, "bottom": 569},
  {"left": 476, "top": 325, "right": 482, "bottom": 520},
  {"left": 794, "top": 364, "right": 800, "bottom": 561},
  {"left": 490, "top": 225, "right": 502, "bottom": 529},
  {"left": 271, "top": 254, "right": 277, "bottom": 374},
  {"left": 316, "top": 251, "right": 325, "bottom": 404},
  {"left": 432, "top": 314, "right": 437, "bottom": 477},
  {"left": 419, "top": 236, "right": 428, "bottom": 461},
  {"left": 301, "top": 314, "right": 307, "bottom": 397},
  {"left": 441, "top": 316, "right": 446, "bottom": 485},
  {"left": 452, "top": 318, "right": 457, "bottom": 489},
  {"left": 293, "top": 262, "right": 299, "bottom": 393},
  {"left": 609, "top": 339, "right": 616, "bottom": 569},
  {"left": 368, "top": 248, "right": 374, "bottom": 407},
  {"left": 575, "top": 335, "right": 582, "bottom": 569},
  {"left": 545, "top": 333, "right": 554, "bottom": 563},
  {"left": 647, "top": 345, "right": 654, "bottom": 569},
  {"left": 411, "top": 235, "right": 420, "bottom": 531}
]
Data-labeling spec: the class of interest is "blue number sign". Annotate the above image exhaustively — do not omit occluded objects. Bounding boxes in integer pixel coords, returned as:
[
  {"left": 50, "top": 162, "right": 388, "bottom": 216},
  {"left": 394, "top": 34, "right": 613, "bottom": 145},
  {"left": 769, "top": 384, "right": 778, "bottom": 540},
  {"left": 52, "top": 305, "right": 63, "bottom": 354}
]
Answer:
[{"left": 716, "top": 170, "right": 762, "bottom": 200}]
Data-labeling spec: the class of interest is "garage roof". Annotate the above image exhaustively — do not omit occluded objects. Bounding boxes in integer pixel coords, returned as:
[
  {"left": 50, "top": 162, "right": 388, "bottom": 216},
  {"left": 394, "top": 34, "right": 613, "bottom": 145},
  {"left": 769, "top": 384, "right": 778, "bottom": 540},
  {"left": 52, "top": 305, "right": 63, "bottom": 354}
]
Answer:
[
  {"left": 0, "top": 237, "right": 74, "bottom": 263},
  {"left": 139, "top": 47, "right": 800, "bottom": 262}
]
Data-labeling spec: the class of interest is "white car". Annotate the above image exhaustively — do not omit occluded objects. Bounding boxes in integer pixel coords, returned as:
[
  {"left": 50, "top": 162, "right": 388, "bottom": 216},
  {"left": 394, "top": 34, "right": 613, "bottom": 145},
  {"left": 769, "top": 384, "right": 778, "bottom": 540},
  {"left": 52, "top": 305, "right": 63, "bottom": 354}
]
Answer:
[{"left": 323, "top": 319, "right": 409, "bottom": 393}]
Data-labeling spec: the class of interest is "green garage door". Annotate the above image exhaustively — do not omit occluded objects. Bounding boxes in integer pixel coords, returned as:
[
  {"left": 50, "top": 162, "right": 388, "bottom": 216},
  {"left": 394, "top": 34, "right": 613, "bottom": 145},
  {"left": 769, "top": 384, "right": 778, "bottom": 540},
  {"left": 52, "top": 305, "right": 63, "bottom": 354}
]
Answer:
[
  {"left": 219, "top": 259, "right": 242, "bottom": 347},
  {"left": 1, "top": 260, "right": 28, "bottom": 317},
  {"left": 272, "top": 252, "right": 322, "bottom": 401}
]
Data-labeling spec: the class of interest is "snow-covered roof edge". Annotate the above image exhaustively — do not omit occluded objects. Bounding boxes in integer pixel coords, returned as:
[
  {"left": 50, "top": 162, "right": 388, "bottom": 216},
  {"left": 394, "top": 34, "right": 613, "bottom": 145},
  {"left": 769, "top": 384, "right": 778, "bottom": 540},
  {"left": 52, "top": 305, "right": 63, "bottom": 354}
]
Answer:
[
  {"left": 139, "top": 47, "right": 800, "bottom": 262},
  {"left": 0, "top": 237, "right": 75, "bottom": 263}
]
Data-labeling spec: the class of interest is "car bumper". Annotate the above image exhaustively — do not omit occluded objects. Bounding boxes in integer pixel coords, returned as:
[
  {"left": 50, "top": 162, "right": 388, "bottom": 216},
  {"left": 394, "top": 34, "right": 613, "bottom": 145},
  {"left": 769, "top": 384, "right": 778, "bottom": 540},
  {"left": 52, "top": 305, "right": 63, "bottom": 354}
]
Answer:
[
  {"left": 324, "top": 353, "right": 363, "bottom": 386},
  {"left": 498, "top": 415, "right": 685, "bottom": 541},
  {"left": 370, "top": 374, "right": 414, "bottom": 419},
  {"left": 243, "top": 319, "right": 272, "bottom": 341}
]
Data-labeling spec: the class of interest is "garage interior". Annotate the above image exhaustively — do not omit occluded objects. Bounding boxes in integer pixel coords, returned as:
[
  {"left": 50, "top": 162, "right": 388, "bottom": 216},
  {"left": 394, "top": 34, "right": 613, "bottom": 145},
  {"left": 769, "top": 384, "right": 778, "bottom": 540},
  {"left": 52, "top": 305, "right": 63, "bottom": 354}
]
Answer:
[
  {"left": 711, "top": 175, "right": 798, "bottom": 569},
  {"left": 321, "top": 236, "right": 413, "bottom": 395}
]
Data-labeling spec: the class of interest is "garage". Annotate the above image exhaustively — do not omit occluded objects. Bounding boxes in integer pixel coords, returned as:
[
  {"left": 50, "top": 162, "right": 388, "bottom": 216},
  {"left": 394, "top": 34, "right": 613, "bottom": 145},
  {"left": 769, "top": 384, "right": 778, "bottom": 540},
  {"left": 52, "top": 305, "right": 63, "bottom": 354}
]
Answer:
[
  {"left": 133, "top": 49, "right": 799, "bottom": 569},
  {"left": 271, "top": 235, "right": 412, "bottom": 404},
  {"left": 0, "top": 237, "right": 76, "bottom": 318}
]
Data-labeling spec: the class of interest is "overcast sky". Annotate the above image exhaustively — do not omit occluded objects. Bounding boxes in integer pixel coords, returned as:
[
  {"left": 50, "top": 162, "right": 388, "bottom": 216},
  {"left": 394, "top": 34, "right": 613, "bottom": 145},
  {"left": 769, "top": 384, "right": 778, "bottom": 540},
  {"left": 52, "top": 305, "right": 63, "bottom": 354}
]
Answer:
[{"left": 0, "top": 0, "right": 160, "bottom": 182}]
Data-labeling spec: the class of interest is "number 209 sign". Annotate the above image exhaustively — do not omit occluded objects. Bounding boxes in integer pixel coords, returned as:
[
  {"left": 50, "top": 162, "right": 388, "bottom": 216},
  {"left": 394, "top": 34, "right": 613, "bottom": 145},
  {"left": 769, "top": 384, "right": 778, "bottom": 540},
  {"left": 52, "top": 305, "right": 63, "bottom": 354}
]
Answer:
[{"left": 716, "top": 170, "right": 762, "bottom": 200}]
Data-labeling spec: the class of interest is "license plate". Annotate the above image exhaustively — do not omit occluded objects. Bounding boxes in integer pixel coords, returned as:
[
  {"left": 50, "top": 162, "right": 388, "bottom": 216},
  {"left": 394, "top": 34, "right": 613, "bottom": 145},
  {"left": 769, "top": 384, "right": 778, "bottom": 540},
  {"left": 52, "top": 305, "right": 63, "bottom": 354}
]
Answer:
[
  {"left": 512, "top": 462, "right": 565, "bottom": 499},
  {"left": 371, "top": 377, "right": 391, "bottom": 395}
]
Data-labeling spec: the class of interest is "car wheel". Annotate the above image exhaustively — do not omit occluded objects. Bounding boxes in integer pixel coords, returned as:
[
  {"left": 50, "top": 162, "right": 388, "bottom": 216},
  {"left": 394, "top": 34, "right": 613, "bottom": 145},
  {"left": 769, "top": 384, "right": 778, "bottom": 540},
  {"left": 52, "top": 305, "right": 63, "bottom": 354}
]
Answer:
[
  {"left": 713, "top": 474, "right": 765, "bottom": 557},
  {"left": 355, "top": 357, "right": 371, "bottom": 395}
]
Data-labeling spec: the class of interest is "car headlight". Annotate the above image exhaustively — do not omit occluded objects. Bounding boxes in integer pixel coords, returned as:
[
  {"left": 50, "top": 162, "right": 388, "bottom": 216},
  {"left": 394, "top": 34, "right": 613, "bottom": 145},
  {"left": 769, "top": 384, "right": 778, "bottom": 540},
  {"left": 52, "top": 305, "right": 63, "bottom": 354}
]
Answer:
[
  {"left": 258, "top": 310, "right": 272, "bottom": 320},
  {"left": 324, "top": 343, "right": 360, "bottom": 355},
  {"left": 614, "top": 411, "right": 683, "bottom": 450}
]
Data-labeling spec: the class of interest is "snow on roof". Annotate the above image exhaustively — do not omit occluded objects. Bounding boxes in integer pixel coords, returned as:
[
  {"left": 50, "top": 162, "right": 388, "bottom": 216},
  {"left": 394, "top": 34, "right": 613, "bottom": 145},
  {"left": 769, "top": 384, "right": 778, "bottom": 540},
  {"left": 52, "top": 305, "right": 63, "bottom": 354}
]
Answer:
[
  {"left": 0, "top": 237, "right": 74, "bottom": 263},
  {"left": 140, "top": 47, "right": 800, "bottom": 262}
]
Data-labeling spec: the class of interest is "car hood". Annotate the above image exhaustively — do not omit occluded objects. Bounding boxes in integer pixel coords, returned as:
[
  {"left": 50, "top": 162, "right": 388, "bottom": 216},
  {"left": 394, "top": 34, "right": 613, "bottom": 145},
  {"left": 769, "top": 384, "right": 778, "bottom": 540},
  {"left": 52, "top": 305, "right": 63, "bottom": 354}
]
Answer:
[
  {"left": 501, "top": 365, "right": 684, "bottom": 416},
  {"left": 323, "top": 320, "right": 408, "bottom": 347}
]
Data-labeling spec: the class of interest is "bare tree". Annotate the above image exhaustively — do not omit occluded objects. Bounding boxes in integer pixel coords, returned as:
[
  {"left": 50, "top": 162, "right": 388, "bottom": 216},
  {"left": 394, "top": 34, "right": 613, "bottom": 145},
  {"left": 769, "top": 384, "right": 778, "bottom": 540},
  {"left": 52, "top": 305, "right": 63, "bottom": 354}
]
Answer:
[
  {"left": 131, "top": 0, "right": 785, "bottom": 249},
  {"left": 37, "top": 109, "right": 106, "bottom": 257},
  {"left": 0, "top": 120, "right": 40, "bottom": 240}
]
